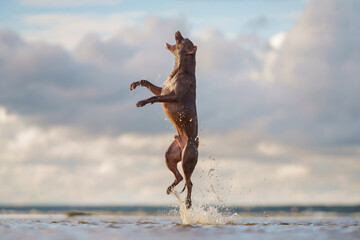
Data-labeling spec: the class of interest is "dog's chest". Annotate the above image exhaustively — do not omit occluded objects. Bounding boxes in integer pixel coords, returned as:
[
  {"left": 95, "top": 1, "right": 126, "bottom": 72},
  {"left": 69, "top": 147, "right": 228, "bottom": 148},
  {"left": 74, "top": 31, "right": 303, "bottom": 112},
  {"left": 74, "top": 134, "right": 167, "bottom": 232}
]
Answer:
[{"left": 162, "top": 77, "right": 176, "bottom": 94}]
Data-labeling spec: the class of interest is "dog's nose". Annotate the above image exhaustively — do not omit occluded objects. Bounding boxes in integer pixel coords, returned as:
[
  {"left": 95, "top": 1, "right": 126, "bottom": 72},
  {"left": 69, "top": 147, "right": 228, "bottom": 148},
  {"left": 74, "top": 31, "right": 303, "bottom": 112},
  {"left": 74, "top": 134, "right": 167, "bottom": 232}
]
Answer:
[{"left": 175, "top": 31, "right": 184, "bottom": 42}]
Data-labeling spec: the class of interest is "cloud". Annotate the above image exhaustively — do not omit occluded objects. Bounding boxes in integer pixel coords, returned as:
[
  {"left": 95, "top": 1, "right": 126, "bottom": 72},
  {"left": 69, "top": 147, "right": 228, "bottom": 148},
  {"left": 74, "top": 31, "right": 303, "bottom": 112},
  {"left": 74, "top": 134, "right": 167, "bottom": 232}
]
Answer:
[
  {"left": 275, "top": 165, "right": 308, "bottom": 179},
  {"left": 267, "top": 0, "right": 360, "bottom": 147},
  {"left": 0, "top": 21, "right": 181, "bottom": 134},
  {"left": 1, "top": 0, "right": 360, "bottom": 204},
  {"left": 0, "top": 106, "right": 173, "bottom": 204},
  {"left": 256, "top": 141, "right": 288, "bottom": 156},
  {"left": 1, "top": 106, "right": 359, "bottom": 205},
  {"left": 269, "top": 32, "right": 286, "bottom": 50},
  {"left": 20, "top": 0, "right": 121, "bottom": 7},
  {"left": 0, "top": 16, "right": 265, "bottom": 135},
  {"left": 23, "top": 12, "right": 145, "bottom": 49}
]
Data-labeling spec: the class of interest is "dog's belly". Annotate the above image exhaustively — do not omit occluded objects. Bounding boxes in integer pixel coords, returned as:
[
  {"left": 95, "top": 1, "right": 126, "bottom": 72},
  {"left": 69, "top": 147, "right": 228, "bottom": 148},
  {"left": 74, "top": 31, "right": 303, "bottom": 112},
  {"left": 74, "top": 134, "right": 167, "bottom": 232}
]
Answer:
[{"left": 162, "top": 102, "right": 198, "bottom": 137}]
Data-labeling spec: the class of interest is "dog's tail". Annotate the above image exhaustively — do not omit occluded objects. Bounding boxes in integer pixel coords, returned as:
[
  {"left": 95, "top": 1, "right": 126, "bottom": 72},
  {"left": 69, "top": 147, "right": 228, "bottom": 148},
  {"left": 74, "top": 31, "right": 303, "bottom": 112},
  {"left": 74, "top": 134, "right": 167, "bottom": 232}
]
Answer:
[{"left": 180, "top": 184, "right": 187, "bottom": 193}]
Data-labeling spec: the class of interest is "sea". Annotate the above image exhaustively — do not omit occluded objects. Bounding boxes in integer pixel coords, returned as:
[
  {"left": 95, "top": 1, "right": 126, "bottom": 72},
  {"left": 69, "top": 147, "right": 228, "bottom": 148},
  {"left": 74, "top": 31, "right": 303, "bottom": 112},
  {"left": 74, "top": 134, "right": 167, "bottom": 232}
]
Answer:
[{"left": 1, "top": 192, "right": 360, "bottom": 240}]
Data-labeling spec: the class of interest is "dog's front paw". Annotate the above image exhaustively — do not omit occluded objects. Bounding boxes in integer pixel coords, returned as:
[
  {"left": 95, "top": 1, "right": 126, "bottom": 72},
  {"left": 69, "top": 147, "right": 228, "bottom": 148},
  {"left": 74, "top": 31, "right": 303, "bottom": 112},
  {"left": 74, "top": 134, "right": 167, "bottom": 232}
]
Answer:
[
  {"left": 129, "top": 81, "right": 140, "bottom": 91},
  {"left": 136, "top": 100, "right": 148, "bottom": 107}
]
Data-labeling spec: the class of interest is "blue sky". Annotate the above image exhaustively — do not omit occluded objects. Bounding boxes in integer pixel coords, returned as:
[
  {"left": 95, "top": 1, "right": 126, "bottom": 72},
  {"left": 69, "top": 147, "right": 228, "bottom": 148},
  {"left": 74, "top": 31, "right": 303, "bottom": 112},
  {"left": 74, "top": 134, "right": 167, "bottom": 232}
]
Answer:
[
  {"left": 0, "top": 0, "right": 359, "bottom": 206},
  {"left": 0, "top": 0, "right": 308, "bottom": 42}
]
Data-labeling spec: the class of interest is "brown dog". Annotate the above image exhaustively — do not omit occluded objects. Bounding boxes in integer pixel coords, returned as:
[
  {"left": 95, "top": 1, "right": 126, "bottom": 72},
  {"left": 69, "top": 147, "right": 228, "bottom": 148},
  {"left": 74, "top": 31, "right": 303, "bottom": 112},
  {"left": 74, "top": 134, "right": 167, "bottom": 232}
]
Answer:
[{"left": 130, "top": 31, "right": 198, "bottom": 209}]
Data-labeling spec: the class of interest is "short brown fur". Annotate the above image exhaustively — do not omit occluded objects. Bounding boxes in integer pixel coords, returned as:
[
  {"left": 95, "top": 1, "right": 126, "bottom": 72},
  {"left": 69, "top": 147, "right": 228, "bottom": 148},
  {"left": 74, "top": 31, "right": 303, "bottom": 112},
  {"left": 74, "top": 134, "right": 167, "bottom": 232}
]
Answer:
[{"left": 130, "top": 31, "right": 198, "bottom": 209}]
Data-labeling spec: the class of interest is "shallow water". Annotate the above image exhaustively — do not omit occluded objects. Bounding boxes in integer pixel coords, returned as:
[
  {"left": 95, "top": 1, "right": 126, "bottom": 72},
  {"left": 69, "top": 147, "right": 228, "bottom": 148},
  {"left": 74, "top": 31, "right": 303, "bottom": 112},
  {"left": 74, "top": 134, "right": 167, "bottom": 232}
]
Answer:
[{"left": 1, "top": 214, "right": 359, "bottom": 240}]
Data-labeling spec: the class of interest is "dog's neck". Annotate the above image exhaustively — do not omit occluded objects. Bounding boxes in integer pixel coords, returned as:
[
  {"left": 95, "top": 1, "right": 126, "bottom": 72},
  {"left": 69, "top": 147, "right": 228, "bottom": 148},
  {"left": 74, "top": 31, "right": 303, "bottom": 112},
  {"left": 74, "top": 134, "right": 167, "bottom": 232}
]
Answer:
[{"left": 170, "top": 55, "right": 196, "bottom": 78}]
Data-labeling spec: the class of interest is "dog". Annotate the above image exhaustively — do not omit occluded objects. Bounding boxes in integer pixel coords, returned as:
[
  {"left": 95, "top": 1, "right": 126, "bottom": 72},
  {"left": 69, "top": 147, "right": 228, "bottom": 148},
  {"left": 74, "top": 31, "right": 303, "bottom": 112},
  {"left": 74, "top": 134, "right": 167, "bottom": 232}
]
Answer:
[{"left": 130, "top": 31, "right": 198, "bottom": 209}]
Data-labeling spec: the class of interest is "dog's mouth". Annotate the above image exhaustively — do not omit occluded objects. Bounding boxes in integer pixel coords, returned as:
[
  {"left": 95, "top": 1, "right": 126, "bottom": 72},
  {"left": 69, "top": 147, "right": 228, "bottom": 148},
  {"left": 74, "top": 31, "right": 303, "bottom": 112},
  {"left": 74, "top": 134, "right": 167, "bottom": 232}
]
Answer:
[
  {"left": 165, "top": 42, "right": 175, "bottom": 51},
  {"left": 165, "top": 31, "right": 184, "bottom": 51}
]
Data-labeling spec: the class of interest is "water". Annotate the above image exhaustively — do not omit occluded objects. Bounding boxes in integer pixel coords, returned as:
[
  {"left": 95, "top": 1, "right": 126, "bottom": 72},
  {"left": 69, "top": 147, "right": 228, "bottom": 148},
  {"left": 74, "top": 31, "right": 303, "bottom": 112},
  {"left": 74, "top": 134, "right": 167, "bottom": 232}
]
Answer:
[
  {"left": 172, "top": 189, "right": 237, "bottom": 225},
  {"left": 2, "top": 201, "right": 360, "bottom": 240},
  {"left": 2, "top": 190, "right": 359, "bottom": 239},
  {"left": 1, "top": 214, "right": 359, "bottom": 240}
]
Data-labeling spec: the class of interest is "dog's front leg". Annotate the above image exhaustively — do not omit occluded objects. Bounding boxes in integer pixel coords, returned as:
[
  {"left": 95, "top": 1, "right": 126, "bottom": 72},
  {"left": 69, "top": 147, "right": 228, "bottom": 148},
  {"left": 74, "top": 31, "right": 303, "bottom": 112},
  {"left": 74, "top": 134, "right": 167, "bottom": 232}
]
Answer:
[
  {"left": 130, "top": 80, "right": 162, "bottom": 96},
  {"left": 136, "top": 91, "right": 179, "bottom": 107}
]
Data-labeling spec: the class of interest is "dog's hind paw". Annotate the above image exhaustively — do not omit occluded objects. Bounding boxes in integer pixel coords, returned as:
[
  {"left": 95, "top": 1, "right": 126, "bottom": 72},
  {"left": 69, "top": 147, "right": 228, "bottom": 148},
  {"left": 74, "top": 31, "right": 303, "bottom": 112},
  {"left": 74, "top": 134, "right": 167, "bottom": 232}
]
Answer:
[
  {"left": 185, "top": 199, "right": 192, "bottom": 209},
  {"left": 166, "top": 185, "right": 174, "bottom": 195}
]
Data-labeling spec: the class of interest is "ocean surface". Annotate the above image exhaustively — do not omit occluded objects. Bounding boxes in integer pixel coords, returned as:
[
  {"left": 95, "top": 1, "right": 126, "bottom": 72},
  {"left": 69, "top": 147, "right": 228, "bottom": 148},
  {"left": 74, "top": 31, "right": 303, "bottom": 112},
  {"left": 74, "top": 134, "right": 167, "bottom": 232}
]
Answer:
[
  {"left": 2, "top": 197, "right": 360, "bottom": 240},
  {"left": 1, "top": 214, "right": 360, "bottom": 240}
]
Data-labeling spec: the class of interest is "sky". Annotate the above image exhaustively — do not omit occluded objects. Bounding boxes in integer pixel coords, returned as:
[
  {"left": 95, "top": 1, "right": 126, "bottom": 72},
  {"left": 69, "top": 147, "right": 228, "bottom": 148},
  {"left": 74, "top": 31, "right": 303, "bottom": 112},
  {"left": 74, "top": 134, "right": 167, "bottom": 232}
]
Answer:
[{"left": 1, "top": 0, "right": 359, "bottom": 206}]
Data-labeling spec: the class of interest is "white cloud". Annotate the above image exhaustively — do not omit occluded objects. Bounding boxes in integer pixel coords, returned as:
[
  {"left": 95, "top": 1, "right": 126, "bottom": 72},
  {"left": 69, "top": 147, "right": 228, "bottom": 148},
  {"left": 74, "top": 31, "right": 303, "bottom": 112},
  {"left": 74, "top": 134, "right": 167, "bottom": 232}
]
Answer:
[
  {"left": 1, "top": 106, "right": 359, "bottom": 205},
  {"left": 23, "top": 12, "right": 145, "bottom": 49},
  {"left": 268, "top": 0, "right": 360, "bottom": 147},
  {"left": 0, "top": 107, "right": 18, "bottom": 123},
  {"left": 256, "top": 141, "right": 288, "bottom": 156},
  {"left": 269, "top": 32, "right": 287, "bottom": 50},
  {"left": 275, "top": 165, "right": 308, "bottom": 179},
  {"left": 0, "top": 106, "right": 172, "bottom": 204}
]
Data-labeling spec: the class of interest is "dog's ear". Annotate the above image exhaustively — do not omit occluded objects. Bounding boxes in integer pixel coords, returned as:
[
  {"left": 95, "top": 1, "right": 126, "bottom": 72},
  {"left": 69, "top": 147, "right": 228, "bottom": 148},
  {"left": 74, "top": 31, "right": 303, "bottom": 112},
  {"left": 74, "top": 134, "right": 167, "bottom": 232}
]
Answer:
[{"left": 187, "top": 45, "right": 197, "bottom": 55}]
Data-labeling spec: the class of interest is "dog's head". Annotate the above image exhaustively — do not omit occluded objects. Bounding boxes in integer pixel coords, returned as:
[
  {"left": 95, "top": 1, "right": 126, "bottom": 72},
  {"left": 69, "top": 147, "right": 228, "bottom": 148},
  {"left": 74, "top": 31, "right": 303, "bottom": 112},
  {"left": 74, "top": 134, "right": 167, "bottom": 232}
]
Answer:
[{"left": 165, "top": 31, "right": 197, "bottom": 57}]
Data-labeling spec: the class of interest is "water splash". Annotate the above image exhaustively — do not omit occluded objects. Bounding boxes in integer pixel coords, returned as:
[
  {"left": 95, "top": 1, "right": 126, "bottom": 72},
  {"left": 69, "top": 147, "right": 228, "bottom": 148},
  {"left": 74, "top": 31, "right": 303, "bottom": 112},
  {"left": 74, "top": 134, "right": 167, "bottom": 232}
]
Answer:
[{"left": 171, "top": 190, "right": 237, "bottom": 225}]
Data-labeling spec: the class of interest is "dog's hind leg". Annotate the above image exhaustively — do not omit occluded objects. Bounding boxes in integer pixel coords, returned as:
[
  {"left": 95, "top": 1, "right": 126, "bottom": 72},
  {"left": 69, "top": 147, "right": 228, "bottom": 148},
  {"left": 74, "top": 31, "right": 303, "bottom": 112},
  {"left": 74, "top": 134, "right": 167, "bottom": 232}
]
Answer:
[
  {"left": 182, "top": 136, "right": 199, "bottom": 209},
  {"left": 165, "top": 140, "right": 183, "bottom": 194}
]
